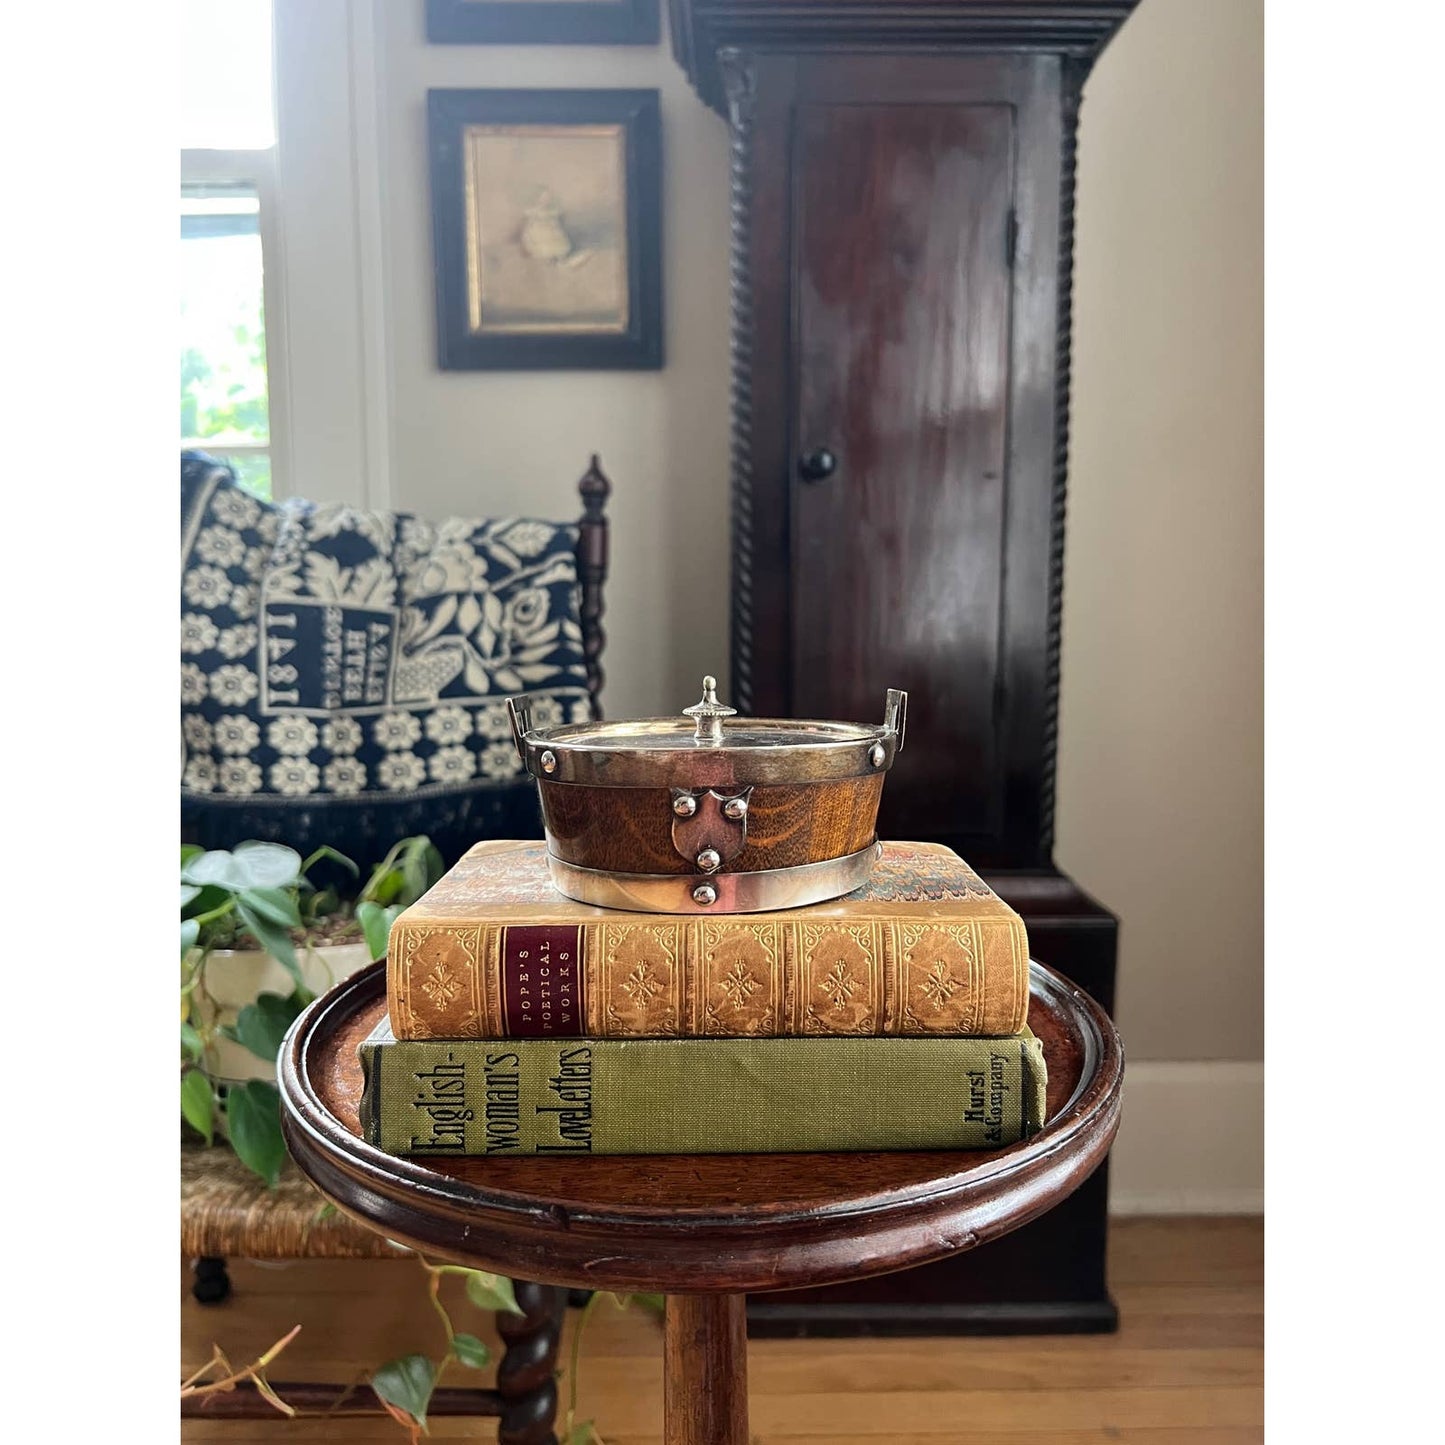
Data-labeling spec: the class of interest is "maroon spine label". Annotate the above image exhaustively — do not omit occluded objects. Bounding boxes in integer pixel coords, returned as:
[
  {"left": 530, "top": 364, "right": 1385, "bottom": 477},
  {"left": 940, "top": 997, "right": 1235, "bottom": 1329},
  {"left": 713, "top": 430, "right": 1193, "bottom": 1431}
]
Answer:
[{"left": 500, "top": 925, "right": 584, "bottom": 1037}]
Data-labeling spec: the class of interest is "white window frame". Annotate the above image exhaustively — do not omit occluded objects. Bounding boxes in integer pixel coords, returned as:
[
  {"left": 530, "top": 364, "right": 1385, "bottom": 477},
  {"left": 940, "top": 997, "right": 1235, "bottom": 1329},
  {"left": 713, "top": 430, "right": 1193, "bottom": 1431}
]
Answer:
[
  {"left": 180, "top": 1, "right": 392, "bottom": 510},
  {"left": 181, "top": 145, "right": 293, "bottom": 499}
]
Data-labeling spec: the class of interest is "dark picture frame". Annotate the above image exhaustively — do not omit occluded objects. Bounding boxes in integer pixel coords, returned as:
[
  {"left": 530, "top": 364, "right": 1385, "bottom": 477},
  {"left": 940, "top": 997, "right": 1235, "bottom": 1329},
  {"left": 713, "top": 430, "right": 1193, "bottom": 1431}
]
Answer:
[
  {"left": 426, "top": 0, "right": 660, "bottom": 47},
  {"left": 427, "top": 89, "right": 663, "bottom": 372}
]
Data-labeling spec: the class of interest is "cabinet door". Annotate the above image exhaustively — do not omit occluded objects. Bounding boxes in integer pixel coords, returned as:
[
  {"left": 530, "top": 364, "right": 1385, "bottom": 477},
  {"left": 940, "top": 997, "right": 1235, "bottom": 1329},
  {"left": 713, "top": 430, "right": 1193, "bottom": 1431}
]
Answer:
[{"left": 791, "top": 102, "right": 1015, "bottom": 841}]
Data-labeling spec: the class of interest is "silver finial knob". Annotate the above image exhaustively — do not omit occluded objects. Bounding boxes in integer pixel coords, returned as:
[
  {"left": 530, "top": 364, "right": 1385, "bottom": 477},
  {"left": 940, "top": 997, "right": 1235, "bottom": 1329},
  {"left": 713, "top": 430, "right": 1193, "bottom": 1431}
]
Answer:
[{"left": 682, "top": 674, "right": 737, "bottom": 744}]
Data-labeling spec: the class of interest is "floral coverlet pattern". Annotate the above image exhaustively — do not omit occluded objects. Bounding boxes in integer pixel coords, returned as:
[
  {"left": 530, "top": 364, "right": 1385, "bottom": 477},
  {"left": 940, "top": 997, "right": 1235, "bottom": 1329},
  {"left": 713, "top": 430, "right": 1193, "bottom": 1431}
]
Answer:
[{"left": 180, "top": 457, "right": 590, "bottom": 804}]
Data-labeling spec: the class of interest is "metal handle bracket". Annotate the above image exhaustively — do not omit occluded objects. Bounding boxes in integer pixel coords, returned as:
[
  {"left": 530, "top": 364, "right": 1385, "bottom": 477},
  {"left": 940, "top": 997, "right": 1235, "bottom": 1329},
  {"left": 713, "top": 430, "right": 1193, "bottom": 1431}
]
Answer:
[{"left": 884, "top": 689, "right": 908, "bottom": 753}]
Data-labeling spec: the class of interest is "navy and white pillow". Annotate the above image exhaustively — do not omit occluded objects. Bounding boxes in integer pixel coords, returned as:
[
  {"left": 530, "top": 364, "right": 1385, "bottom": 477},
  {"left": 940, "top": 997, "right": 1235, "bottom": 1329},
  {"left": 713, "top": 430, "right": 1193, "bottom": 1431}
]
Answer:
[{"left": 181, "top": 455, "right": 589, "bottom": 852}]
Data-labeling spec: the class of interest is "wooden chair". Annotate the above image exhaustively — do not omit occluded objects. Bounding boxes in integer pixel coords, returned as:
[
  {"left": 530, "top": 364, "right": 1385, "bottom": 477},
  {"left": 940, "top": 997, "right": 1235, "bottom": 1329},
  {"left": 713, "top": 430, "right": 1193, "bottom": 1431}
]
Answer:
[
  {"left": 180, "top": 453, "right": 612, "bottom": 865},
  {"left": 181, "top": 1144, "right": 566, "bottom": 1438},
  {"left": 181, "top": 458, "right": 611, "bottom": 1436}
]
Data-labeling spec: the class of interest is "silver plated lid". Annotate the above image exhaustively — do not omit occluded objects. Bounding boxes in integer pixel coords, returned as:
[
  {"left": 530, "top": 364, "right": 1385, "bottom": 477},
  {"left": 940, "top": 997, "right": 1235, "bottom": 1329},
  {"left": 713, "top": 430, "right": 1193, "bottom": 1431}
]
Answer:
[{"left": 508, "top": 676, "right": 907, "bottom": 789}]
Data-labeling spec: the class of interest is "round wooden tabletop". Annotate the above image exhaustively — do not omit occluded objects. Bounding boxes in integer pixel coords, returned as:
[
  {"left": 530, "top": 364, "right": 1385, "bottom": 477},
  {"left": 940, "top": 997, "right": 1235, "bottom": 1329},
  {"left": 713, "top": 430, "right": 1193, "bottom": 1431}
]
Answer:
[{"left": 279, "top": 960, "right": 1122, "bottom": 1296}]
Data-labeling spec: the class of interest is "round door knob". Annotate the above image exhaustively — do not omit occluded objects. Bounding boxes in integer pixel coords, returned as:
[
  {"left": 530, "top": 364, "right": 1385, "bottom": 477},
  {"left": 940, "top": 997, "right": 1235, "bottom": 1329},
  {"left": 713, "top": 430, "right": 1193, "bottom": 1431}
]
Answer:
[{"left": 798, "top": 448, "right": 837, "bottom": 483}]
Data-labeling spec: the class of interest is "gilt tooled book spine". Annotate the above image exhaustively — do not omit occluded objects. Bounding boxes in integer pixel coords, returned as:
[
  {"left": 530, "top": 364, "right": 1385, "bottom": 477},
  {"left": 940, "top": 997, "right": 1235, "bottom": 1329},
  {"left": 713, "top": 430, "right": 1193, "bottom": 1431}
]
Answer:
[
  {"left": 386, "top": 840, "right": 1030, "bottom": 1041},
  {"left": 357, "top": 1017, "right": 1047, "bottom": 1156}
]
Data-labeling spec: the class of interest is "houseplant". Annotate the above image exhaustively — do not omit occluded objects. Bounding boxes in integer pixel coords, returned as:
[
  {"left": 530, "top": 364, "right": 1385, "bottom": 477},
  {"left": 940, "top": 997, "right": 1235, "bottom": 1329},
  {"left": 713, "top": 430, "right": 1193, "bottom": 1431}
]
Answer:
[
  {"left": 181, "top": 836, "right": 443, "bottom": 1186},
  {"left": 180, "top": 835, "right": 643, "bottom": 1439},
  {"left": 179, "top": 837, "right": 558, "bottom": 1436}
]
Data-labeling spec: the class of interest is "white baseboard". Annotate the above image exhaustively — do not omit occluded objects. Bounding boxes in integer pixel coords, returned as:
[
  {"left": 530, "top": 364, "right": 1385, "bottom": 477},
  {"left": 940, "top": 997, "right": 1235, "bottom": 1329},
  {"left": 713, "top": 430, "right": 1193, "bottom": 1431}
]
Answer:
[{"left": 1107, "top": 1060, "right": 1263, "bottom": 1215}]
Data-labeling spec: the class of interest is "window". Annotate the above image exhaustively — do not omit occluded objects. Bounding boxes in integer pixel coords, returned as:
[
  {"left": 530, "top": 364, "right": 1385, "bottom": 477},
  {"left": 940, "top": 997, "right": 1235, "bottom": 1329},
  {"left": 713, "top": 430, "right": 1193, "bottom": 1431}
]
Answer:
[{"left": 180, "top": 1, "right": 284, "bottom": 500}]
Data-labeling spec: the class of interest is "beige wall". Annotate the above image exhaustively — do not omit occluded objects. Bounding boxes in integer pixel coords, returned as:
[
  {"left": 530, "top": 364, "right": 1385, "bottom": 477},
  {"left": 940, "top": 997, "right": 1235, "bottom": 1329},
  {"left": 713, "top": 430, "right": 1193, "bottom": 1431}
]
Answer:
[
  {"left": 1059, "top": 0, "right": 1263, "bottom": 1061},
  {"left": 371, "top": 0, "right": 1263, "bottom": 1064},
  {"left": 376, "top": 2, "right": 732, "bottom": 719}
]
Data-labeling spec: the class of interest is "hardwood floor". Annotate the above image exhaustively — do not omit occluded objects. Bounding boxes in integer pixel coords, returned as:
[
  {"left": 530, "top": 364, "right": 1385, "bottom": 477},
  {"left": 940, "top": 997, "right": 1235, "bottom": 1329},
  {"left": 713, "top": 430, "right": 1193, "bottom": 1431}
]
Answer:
[{"left": 181, "top": 1216, "right": 1263, "bottom": 1443}]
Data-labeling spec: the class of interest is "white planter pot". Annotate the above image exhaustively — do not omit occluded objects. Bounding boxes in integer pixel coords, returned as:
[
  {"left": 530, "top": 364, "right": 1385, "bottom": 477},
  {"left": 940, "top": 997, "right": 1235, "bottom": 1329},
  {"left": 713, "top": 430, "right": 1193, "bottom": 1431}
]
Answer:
[{"left": 194, "top": 940, "right": 373, "bottom": 1084}]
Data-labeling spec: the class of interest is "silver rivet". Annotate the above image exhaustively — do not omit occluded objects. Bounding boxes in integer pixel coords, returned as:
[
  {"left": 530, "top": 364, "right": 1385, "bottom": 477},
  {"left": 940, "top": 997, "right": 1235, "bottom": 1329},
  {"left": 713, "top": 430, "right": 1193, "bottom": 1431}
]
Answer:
[
  {"left": 722, "top": 795, "right": 748, "bottom": 821},
  {"left": 540, "top": 750, "right": 557, "bottom": 774},
  {"left": 696, "top": 848, "right": 721, "bottom": 873},
  {"left": 868, "top": 742, "right": 886, "bottom": 768},
  {"left": 692, "top": 882, "right": 718, "bottom": 906},
  {"left": 673, "top": 793, "right": 697, "bottom": 817}
]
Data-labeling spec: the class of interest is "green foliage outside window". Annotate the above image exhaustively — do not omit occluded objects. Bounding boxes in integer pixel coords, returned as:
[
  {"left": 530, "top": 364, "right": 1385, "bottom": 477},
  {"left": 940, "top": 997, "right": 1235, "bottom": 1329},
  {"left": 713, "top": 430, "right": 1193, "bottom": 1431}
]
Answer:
[{"left": 180, "top": 223, "right": 271, "bottom": 498}]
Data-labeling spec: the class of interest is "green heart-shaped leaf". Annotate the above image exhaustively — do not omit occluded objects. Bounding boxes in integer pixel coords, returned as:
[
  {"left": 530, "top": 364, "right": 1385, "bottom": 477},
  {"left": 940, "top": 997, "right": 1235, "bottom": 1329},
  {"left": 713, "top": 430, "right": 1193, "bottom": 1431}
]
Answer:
[
  {"left": 181, "top": 849, "right": 241, "bottom": 888},
  {"left": 450, "top": 1333, "right": 490, "bottom": 1369},
  {"left": 231, "top": 840, "right": 305, "bottom": 886},
  {"left": 230, "top": 991, "right": 304, "bottom": 1062},
  {"left": 464, "top": 1271, "right": 521, "bottom": 1316},
  {"left": 371, "top": 1354, "right": 436, "bottom": 1431},
  {"left": 181, "top": 1021, "right": 204, "bottom": 1062},
  {"left": 369, "top": 870, "right": 404, "bottom": 905},
  {"left": 239, "top": 885, "right": 302, "bottom": 929},
  {"left": 226, "top": 1080, "right": 286, "bottom": 1188},
  {"left": 183, "top": 842, "right": 302, "bottom": 891},
  {"left": 356, "top": 901, "right": 398, "bottom": 963},
  {"left": 181, "top": 1069, "right": 214, "bottom": 1145},
  {"left": 234, "top": 898, "right": 299, "bottom": 979}
]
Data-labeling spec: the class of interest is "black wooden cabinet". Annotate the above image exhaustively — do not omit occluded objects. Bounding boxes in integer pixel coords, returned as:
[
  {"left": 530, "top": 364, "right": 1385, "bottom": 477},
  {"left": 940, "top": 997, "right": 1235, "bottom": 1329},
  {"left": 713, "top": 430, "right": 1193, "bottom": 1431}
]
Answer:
[{"left": 669, "top": 0, "right": 1140, "bottom": 1334}]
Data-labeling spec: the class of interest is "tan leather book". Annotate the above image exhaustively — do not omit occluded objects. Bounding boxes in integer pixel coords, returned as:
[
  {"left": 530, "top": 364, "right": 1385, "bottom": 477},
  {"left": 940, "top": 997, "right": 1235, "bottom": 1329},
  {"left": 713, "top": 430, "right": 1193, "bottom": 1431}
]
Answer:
[{"left": 387, "top": 839, "right": 1030, "bottom": 1041}]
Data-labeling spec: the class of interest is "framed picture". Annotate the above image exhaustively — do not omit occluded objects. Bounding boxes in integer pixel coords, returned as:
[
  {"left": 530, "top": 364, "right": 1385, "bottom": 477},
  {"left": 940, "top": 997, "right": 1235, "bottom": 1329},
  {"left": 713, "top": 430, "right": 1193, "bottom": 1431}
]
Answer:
[
  {"left": 426, "top": 0, "right": 660, "bottom": 47},
  {"left": 428, "top": 89, "right": 664, "bottom": 371}
]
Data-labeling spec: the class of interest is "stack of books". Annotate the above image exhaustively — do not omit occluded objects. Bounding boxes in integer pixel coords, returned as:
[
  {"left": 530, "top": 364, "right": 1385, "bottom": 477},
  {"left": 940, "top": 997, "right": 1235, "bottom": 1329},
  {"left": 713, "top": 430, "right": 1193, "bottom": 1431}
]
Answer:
[{"left": 359, "top": 839, "right": 1046, "bottom": 1157}]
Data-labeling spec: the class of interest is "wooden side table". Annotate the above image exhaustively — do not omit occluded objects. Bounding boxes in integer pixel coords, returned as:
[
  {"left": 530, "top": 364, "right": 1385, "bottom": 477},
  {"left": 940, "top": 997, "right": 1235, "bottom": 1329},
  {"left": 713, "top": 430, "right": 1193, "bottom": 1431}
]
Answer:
[{"left": 279, "top": 961, "right": 1122, "bottom": 1445}]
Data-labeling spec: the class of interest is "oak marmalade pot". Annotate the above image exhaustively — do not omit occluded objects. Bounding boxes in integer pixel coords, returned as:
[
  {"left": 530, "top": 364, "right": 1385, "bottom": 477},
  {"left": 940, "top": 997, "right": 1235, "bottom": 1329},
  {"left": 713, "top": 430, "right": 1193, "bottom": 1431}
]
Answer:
[{"left": 506, "top": 677, "right": 907, "bottom": 914}]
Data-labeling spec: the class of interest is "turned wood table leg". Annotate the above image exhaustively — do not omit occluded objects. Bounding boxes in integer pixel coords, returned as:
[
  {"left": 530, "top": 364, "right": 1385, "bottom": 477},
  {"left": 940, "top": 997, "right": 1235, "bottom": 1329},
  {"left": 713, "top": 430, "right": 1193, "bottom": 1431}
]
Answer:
[
  {"left": 497, "top": 1280, "right": 566, "bottom": 1445},
  {"left": 663, "top": 1293, "right": 748, "bottom": 1445}
]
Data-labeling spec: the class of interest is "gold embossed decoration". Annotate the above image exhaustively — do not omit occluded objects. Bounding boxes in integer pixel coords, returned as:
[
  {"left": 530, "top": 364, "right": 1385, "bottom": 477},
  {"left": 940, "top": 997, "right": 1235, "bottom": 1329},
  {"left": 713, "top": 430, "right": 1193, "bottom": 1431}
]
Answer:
[
  {"left": 701, "top": 922, "right": 779, "bottom": 1034},
  {"left": 396, "top": 927, "right": 485, "bottom": 1037},
  {"left": 919, "top": 959, "right": 960, "bottom": 1010},
  {"left": 819, "top": 959, "right": 858, "bottom": 1012},
  {"left": 621, "top": 962, "right": 665, "bottom": 1007},
  {"left": 900, "top": 924, "right": 984, "bottom": 1034},
  {"left": 598, "top": 923, "right": 681, "bottom": 1035},
  {"left": 723, "top": 963, "right": 758, "bottom": 1006},
  {"left": 421, "top": 957, "right": 464, "bottom": 1009},
  {"left": 801, "top": 923, "right": 881, "bottom": 1034}
]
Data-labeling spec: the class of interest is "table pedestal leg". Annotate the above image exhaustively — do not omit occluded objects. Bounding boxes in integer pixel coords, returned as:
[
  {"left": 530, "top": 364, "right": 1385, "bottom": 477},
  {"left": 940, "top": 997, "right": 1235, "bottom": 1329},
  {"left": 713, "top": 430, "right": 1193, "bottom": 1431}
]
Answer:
[{"left": 663, "top": 1293, "right": 748, "bottom": 1445}]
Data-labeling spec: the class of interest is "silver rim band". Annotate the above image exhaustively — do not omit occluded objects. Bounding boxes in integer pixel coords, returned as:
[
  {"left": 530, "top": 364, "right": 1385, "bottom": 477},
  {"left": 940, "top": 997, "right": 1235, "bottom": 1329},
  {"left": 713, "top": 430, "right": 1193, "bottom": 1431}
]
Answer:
[
  {"left": 544, "top": 841, "right": 883, "bottom": 915},
  {"left": 519, "top": 731, "right": 900, "bottom": 788}
]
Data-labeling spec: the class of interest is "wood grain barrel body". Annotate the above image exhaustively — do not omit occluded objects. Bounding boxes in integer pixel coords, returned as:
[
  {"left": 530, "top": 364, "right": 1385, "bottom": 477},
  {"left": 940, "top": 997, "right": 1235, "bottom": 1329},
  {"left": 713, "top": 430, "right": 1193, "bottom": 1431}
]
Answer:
[{"left": 538, "top": 775, "right": 883, "bottom": 874}]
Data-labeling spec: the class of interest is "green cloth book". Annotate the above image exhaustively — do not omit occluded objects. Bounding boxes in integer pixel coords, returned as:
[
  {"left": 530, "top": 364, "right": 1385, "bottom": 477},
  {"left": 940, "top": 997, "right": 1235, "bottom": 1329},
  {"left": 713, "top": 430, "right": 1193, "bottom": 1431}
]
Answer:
[{"left": 358, "top": 1017, "right": 1047, "bottom": 1157}]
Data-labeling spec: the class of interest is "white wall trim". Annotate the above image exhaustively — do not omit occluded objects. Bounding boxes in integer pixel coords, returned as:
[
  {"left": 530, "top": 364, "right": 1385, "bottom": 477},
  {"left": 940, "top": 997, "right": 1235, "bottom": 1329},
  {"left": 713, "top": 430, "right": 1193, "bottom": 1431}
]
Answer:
[
  {"left": 346, "top": 0, "right": 393, "bottom": 510},
  {"left": 271, "top": 0, "right": 391, "bottom": 507},
  {"left": 1108, "top": 1060, "right": 1263, "bottom": 1215}
]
